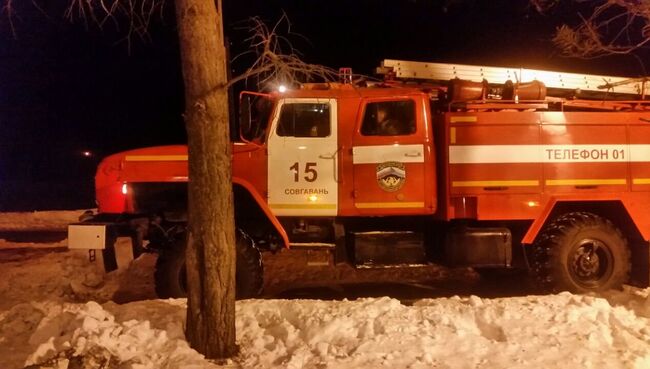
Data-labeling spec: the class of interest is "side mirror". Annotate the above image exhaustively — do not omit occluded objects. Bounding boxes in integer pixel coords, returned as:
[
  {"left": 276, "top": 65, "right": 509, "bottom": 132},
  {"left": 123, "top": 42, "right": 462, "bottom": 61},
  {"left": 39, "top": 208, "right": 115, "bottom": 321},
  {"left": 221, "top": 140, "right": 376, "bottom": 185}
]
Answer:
[
  {"left": 239, "top": 95, "right": 253, "bottom": 141},
  {"left": 238, "top": 91, "right": 272, "bottom": 143}
]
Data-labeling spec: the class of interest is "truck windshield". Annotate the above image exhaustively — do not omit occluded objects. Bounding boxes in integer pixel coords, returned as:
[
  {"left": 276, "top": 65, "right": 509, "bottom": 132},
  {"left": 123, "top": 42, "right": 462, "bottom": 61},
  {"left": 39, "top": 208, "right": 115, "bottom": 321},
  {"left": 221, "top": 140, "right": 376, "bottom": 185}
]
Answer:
[{"left": 239, "top": 92, "right": 273, "bottom": 143}]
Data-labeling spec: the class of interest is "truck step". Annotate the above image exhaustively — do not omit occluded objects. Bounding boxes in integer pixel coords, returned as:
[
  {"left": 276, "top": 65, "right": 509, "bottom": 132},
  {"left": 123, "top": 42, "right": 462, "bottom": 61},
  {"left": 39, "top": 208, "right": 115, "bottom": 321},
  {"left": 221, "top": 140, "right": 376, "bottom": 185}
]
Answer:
[
  {"left": 354, "top": 231, "right": 427, "bottom": 266},
  {"left": 356, "top": 262, "right": 431, "bottom": 269},
  {"left": 289, "top": 242, "right": 336, "bottom": 250}
]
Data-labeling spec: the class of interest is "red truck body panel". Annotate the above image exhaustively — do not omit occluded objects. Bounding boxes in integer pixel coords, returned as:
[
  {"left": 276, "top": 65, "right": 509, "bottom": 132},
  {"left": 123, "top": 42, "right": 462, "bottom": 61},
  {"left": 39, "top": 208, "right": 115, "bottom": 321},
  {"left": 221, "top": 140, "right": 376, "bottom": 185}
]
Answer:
[
  {"left": 94, "top": 84, "right": 650, "bottom": 245},
  {"left": 438, "top": 110, "right": 650, "bottom": 242}
]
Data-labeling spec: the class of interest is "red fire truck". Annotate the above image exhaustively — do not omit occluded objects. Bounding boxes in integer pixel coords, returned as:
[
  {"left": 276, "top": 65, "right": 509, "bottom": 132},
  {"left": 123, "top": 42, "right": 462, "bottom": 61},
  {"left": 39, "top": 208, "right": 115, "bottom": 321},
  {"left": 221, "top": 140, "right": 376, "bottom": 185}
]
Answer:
[{"left": 68, "top": 59, "right": 650, "bottom": 297}]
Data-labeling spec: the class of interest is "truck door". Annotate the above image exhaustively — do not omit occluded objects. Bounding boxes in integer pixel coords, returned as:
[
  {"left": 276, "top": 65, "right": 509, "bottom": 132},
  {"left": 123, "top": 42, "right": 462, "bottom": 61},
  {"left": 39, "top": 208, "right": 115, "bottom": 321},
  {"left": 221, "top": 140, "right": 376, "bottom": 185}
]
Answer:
[
  {"left": 351, "top": 98, "right": 429, "bottom": 213},
  {"left": 267, "top": 98, "right": 338, "bottom": 216}
]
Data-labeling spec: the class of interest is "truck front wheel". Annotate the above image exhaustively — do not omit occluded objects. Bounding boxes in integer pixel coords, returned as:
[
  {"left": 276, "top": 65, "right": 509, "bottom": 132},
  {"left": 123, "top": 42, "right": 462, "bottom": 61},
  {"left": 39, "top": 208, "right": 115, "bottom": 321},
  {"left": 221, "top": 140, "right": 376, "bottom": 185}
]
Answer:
[
  {"left": 531, "top": 212, "right": 630, "bottom": 293},
  {"left": 154, "top": 230, "right": 263, "bottom": 299}
]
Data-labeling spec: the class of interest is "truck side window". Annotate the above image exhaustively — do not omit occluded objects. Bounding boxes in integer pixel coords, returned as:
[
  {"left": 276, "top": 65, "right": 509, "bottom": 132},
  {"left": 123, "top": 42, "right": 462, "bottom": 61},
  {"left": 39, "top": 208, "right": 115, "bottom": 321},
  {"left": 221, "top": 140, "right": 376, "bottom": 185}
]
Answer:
[
  {"left": 276, "top": 103, "right": 331, "bottom": 138},
  {"left": 361, "top": 100, "right": 416, "bottom": 136}
]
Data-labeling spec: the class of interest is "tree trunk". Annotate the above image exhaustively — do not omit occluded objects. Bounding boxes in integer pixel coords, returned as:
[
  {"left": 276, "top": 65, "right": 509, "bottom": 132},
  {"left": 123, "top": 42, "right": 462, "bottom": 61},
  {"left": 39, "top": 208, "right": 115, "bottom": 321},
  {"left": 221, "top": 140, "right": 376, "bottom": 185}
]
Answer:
[{"left": 174, "top": 0, "right": 237, "bottom": 359}]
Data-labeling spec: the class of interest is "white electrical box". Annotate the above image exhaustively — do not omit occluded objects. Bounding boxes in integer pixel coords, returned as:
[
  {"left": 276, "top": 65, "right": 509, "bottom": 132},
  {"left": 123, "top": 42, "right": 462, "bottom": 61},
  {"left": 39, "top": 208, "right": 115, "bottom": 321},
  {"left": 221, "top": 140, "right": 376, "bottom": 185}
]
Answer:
[{"left": 67, "top": 224, "right": 107, "bottom": 249}]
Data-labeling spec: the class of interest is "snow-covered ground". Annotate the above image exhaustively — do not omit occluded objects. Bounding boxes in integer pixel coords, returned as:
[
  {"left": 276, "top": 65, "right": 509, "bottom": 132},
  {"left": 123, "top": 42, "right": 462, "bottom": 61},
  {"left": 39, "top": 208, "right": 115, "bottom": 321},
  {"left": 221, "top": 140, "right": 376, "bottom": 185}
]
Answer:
[
  {"left": 2, "top": 210, "right": 650, "bottom": 369},
  {"left": 0, "top": 209, "right": 88, "bottom": 249},
  {"left": 0, "top": 209, "right": 87, "bottom": 231}
]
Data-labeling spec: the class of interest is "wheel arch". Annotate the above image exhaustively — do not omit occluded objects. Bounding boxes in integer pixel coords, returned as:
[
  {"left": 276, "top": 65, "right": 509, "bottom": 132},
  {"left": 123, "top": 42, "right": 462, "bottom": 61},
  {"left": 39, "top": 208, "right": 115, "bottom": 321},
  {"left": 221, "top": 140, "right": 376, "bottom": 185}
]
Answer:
[
  {"left": 126, "top": 179, "right": 289, "bottom": 249},
  {"left": 524, "top": 200, "right": 648, "bottom": 287},
  {"left": 233, "top": 178, "right": 290, "bottom": 249},
  {"left": 523, "top": 200, "right": 644, "bottom": 245}
]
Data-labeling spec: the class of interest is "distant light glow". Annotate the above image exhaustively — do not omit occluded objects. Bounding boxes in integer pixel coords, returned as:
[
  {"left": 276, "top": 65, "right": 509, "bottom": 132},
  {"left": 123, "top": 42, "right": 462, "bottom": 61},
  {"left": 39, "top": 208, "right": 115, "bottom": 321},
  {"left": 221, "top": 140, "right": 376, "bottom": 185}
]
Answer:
[
  {"left": 308, "top": 195, "right": 318, "bottom": 202},
  {"left": 122, "top": 183, "right": 128, "bottom": 195},
  {"left": 82, "top": 151, "right": 92, "bottom": 157},
  {"left": 278, "top": 85, "right": 287, "bottom": 93}
]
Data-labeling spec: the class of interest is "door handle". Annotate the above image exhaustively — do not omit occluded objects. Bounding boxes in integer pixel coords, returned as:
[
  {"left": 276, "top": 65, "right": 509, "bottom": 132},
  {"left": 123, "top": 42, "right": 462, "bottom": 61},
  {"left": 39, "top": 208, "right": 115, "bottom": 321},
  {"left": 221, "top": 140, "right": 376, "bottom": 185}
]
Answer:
[
  {"left": 318, "top": 146, "right": 342, "bottom": 160},
  {"left": 484, "top": 186, "right": 508, "bottom": 191},
  {"left": 318, "top": 147, "right": 342, "bottom": 183},
  {"left": 404, "top": 152, "right": 422, "bottom": 157}
]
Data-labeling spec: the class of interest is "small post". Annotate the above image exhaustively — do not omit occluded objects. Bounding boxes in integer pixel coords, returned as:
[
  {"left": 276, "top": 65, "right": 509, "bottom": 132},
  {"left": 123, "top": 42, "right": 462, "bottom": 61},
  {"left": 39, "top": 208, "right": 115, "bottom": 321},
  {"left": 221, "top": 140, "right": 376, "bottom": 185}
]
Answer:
[{"left": 339, "top": 67, "right": 352, "bottom": 84}]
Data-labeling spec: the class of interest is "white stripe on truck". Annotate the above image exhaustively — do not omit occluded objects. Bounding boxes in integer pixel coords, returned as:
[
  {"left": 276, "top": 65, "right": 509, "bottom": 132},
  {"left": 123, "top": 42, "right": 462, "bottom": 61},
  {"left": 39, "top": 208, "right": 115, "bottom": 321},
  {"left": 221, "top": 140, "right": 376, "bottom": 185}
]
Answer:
[{"left": 449, "top": 144, "right": 650, "bottom": 164}]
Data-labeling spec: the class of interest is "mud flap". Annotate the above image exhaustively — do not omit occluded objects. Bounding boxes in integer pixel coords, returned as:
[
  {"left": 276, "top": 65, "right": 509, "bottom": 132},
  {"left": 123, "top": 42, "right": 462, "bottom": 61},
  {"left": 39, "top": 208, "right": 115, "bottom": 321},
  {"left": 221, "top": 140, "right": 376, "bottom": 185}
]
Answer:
[
  {"left": 629, "top": 240, "right": 650, "bottom": 287},
  {"left": 102, "top": 229, "right": 118, "bottom": 272}
]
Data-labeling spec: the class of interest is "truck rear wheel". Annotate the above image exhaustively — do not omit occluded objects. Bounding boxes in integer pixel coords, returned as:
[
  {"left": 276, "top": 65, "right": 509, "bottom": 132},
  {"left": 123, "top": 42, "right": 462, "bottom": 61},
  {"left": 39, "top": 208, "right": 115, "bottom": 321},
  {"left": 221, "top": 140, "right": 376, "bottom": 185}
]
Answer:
[
  {"left": 531, "top": 212, "right": 630, "bottom": 293},
  {"left": 154, "top": 230, "right": 263, "bottom": 299}
]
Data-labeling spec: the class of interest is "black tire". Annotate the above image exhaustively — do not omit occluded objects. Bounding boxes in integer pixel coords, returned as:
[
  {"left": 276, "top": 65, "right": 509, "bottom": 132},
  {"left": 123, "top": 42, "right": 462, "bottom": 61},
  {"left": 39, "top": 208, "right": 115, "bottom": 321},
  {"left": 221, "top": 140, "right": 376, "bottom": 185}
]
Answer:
[
  {"left": 531, "top": 212, "right": 630, "bottom": 293},
  {"left": 234, "top": 231, "right": 264, "bottom": 299},
  {"left": 154, "top": 238, "right": 187, "bottom": 298},
  {"left": 154, "top": 230, "right": 263, "bottom": 299}
]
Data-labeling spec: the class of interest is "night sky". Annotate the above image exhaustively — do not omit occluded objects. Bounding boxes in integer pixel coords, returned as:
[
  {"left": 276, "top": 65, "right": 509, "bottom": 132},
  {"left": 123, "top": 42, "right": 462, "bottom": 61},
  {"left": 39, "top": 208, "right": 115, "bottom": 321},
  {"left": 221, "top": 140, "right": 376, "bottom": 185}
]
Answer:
[{"left": 1, "top": 0, "right": 648, "bottom": 210}]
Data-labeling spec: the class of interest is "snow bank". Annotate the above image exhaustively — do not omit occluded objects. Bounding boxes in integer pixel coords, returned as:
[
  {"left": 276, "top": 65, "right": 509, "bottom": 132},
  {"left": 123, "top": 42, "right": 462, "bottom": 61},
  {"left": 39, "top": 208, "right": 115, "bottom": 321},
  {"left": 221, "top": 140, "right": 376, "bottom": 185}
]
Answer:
[
  {"left": 23, "top": 300, "right": 217, "bottom": 369},
  {"left": 0, "top": 250, "right": 157, "bottom": 311},
  {"left": 10, "top": 289, "right": 650, "bottom": 369},
  {"left": 0, "top": 209, "right": 89, "bottom": 231},
  {"left": 236, "top": 292, "right": 650, "bottom": 369},
  {"left": 0, "top": 238, "right": 67, "bottom": 249},
  {"left": 0, "top": 250, "right": 157, "bottom": 369},
  {"left": 3, "top": 210, "right": 650, "bottom": 368}
]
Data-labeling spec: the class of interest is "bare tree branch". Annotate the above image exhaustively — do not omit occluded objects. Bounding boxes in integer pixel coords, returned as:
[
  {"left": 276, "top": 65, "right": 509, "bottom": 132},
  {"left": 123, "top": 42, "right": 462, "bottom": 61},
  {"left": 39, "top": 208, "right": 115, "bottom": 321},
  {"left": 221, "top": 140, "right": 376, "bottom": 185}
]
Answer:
[
  {"left": 2, "top": 0, "right": 15, "bottom": 37},
  {"left": 1, "top": 0, "right": 49, "bottom": 37},
  {"left": 3, "top": 1, "right": 340, "bottom": 97},
  {"left": 540, "top": 0, "right": 650, "bottom": 59},
  {"left": 4, "top": 2, "right": 336, "bottom": 89},
  {"left": 63, "top": 0, "right": 165, "bottom": 50},
  {"left": 227, "top": 14, "right": 339, "bottom": 90},
  {"left": 530, "top": 0, "right": 561, "bottom": 14}
]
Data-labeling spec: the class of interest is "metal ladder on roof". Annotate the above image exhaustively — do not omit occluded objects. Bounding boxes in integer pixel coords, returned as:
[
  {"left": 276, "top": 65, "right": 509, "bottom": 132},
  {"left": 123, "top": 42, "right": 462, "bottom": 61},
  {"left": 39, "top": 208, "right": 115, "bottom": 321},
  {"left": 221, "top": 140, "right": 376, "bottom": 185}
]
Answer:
[{"left": 378, "top": 59, "right": 650, "bottom": 98}]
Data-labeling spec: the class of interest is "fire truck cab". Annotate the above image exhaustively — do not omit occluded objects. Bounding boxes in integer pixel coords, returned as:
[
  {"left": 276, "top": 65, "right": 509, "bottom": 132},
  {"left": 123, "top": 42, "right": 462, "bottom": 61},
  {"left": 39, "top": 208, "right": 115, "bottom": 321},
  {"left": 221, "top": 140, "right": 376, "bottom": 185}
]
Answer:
[{"left": 69, "top": 60, "right": 650, "bottom": 297}]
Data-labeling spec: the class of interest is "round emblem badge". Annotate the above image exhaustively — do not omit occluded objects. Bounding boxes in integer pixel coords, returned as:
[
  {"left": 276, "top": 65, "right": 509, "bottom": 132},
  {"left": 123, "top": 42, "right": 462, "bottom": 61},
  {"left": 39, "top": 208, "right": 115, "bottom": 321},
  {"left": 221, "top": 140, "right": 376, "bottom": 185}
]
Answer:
[{"left": 376, "top": 161, "right": 406, "bottom": 192}]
